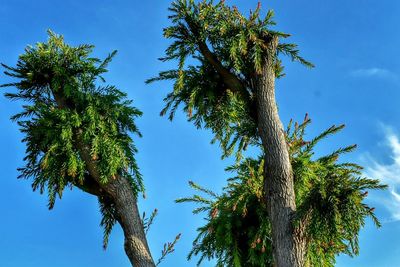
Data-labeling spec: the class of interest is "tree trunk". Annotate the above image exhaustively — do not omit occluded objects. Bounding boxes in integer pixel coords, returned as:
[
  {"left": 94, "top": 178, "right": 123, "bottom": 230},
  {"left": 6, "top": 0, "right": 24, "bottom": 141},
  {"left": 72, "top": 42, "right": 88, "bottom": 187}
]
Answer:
[
  {"left": 113, "top": 178, "right": 156, "bottom": 267},
  {"left": 76, "top": 132, "right": 156, "bottom": 267},
  {"left": 254, "top": 36, "right": 306, "bottom": 267},
  {"left": 53, "top": 92, "right": 155, "bottom": 267}
]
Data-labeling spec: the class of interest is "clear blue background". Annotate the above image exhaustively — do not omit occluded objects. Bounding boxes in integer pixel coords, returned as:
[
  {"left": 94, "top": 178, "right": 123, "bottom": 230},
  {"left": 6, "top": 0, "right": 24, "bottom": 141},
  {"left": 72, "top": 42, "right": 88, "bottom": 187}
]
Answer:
[{"left": 1, "top": 0, "right": 399, "bottom": 266}]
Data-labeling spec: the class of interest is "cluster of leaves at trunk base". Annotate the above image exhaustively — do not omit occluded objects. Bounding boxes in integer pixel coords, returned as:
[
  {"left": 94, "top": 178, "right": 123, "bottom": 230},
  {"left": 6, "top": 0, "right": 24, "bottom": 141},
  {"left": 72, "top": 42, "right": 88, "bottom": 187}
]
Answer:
[
  {"left": 148, "top": 0, "right": 313, "bottom": 160},
  {"left": 177, "top": 161, "right": 272, "bottom": 267},
  {"left": 288, "top": 117, "right": 386, "bottom": 266},
  {"left": 1, "top": 31, "right": 143, "bottom": 245},
  {"left": 178, "top": 118, "right": 386, "bottom": 267}
]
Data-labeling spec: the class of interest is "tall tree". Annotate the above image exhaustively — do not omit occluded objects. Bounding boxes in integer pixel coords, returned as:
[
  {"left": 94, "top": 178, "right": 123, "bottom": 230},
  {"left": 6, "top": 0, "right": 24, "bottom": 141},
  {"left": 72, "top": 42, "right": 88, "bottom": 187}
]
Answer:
[
  {"left": 148, "top": 1, "right": 374, "bottom": 266},
  {"left": 2, "top": 32, "right": 155, "bottom": 267}
]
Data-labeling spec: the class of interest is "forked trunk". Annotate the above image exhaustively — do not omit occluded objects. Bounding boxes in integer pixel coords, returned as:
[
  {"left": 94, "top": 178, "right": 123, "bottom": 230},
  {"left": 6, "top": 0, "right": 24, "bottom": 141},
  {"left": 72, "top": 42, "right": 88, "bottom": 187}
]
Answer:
[{"left": 254, "top": 37, "right": 306, "bottom": 267}]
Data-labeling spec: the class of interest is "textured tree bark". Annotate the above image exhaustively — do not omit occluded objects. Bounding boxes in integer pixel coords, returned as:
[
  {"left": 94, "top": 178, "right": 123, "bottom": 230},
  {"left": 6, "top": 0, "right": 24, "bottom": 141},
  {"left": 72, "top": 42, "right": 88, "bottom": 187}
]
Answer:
[
  {"left": 75, "top": 130, "right": 155, "bottom": 267},
  {"left": 112, "top": 178, "right": 155, "bottom": 267},
  {"left": 254, "top": 36, "right": 306, "bottom": 267},
  {"left": 53, "top": 92, "right": 155, "bottom": 267}
]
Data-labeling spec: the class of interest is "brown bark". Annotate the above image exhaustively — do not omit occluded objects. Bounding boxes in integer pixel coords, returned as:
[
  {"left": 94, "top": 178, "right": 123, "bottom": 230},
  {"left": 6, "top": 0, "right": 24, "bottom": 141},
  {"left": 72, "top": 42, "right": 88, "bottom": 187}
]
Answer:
[
  {"left": 254, "top": 36, "right": 306, "bottom": 267},
  {"left": 53, "top": 92, "right": 155, "bottom": 267},
  {"left": 112, "top": 178, "right": 156, "bottom": 267}
]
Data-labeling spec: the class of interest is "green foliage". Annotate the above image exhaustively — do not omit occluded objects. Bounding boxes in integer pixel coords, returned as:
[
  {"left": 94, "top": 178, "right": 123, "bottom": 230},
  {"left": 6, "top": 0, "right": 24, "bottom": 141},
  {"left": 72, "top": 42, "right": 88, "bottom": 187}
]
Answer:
[
  {"left": 149, "top": 59, "right": 257, "bottom": 161},
  {"left": 142, "top": 208, "right": 159, "bottom": 235},
  {"left": 148, "top": 0, "right": 313, "bottom": 160},
  {"left": 99, "top": 197, "right": 117, "bottom": 249},
  {"left": 178, "top": 118, "right": 386, "bottom": 267},
  {"left": 156, "top": 233, "right": 182, "bottom": 266},
  {"left": 2, "top": 31, "right": 143, "bottom": 245},
  {"left": 288, "top": 118, "right": 386, "bottom": 266},
  {"left": 177, "top": 160, "right": 272, "bottom": 267}
]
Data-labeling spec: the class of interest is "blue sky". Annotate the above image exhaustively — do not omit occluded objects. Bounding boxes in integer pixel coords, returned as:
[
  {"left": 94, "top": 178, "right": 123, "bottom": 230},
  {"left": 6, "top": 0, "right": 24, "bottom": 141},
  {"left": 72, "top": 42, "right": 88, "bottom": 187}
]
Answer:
[{"left": 0, "top": 0, "right": 399, "bottom": 266}]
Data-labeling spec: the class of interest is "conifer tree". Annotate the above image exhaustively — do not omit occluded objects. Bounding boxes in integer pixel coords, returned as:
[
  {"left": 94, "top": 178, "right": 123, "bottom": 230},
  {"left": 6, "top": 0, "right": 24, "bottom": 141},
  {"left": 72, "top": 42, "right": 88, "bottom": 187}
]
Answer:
[
  {"left": 2, "top": 32, "right": 156, "bottom": 267},
  {"left": 149, "top": 1, "right": 383, "bottom": 266}
]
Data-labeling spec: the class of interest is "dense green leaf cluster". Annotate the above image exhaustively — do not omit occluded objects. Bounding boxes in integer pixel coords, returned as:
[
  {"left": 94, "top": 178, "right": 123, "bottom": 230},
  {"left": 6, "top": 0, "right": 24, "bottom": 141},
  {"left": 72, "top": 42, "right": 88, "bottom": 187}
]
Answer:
[
  {"left": 149, "top": 59, "right": 256, "bottom": 160},
  {"left": 177, "top": 159, "right": 272, "bottom": 267},
  {"left": 148, "top": 0, "right": 313, "bottom": 159},
  {"left": 288, "top": 118, "right": 385, "bottom": 266},
  {"left": 2, "top": 32, "right": 143, "bottom": 244},
  {"left": 179, "top": 118, "right": 386, "bottom": 267}
]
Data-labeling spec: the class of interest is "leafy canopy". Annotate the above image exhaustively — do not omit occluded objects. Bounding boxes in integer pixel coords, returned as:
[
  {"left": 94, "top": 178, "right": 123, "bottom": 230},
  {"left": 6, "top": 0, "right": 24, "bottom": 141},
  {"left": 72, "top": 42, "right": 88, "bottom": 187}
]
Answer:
[
  {"left": 178, "top": 118, "right": 386, "bottom": 267},
  {"left": 148, "top": 0, "right": 313, "bottom": 159},
  {"left": 2, "top": 31, "right": 143, "bottom": 247}
]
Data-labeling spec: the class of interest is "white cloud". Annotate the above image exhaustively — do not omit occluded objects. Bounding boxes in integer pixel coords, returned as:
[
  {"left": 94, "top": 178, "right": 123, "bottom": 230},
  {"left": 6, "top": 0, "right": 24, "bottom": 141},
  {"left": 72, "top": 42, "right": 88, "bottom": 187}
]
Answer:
[
  {"left": 352, "top": 67, "right": 400, "bottom": 84},
  {"left": 351, "top": 68, "right": 394, "bottom": 77},
  {"left": 364, "top": 127, "right": 400, "bottom": 221}
]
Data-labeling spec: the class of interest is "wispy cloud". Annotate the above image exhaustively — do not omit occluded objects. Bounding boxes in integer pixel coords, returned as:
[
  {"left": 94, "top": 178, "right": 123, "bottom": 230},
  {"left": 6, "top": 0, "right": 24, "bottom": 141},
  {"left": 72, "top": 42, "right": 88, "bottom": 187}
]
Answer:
[
  {"left": 364, "top": 127, "right": 400, "bottom": 221},
  {"left": 351, "top": 67, "right": 398, "bottom": 82}
]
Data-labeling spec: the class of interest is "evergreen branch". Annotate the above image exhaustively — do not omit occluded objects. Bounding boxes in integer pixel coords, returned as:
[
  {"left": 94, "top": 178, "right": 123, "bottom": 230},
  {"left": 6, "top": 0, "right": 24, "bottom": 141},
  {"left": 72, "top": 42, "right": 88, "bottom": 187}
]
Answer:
[
  {"left": 156, "top": 233, "right": 182, "bottom": 266},
  {"left": 142, "top": 208, "right": 158, "bottom": 235},
  {"left": 188, "top": 180, "right": 219, "bottom": 198},
  {"left": 99, "top": 196, "right": 117, "bottom": 249},
  {"left": 305, "top": 124, "right": 345, "bottom": 152}
]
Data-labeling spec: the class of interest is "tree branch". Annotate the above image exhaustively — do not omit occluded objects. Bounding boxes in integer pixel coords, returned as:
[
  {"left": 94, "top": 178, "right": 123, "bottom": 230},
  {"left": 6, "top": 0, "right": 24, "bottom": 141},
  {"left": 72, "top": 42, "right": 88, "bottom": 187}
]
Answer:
[
  {"left": 72, "top": 173, "right": 104, "bottom": 197},
  {"left": 184, "top": 16, "right": 251, "bottom": 104}
]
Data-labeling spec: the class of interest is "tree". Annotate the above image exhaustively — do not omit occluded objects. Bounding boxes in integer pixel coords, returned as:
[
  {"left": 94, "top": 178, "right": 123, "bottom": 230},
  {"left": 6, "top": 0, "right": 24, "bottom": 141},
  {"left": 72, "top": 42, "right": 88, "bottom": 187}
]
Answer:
[
  {"left": 148, "top": 1, "right": 384, "bottom": 266},
  {"left": 2, "top": 31, "right": 156, "bottom": 267},
  {"left": 177, "top": 118, "right": 385, "bottom": 267}
]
